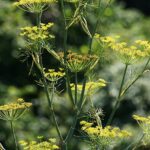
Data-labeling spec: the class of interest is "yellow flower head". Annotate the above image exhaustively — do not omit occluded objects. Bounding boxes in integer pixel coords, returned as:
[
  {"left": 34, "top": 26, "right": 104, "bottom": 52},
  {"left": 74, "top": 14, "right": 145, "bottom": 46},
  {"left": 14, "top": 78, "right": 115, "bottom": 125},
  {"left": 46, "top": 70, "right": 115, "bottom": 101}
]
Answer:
[
  {"left": 133, "top": 114, "right": 150, "bottom": 130},
  {"left": 20, "top": 23, "right": 54, "bottom": 42},
  {"left": 13, "top": 0, "right": 57, "bottom": 13},
  {"left": 94, "top": 34, "right": 150, "bottom": 65},
  {"left": 58, "top": 50, "right": 99, "bottom": 72},
  {"left": 81, "top": 120, "right": 131, "bottom": 138},
  {"left": 133, "top": 114, "right": 150, "bottom": 145},
  {"left": 0, "top": 98, "right": 32, "bottom": 121},
  {"left": 133, "top": 114, "right": 150, "bottom": 123},
  {"left": 80, "top": 120, "right": 131, "bottom": 148},
  {"left": 70, "top": 78, "right": 106, "bottom": 96},
  {"left": 19, "top": 137, "right": 59, "bottom": 150},
  {"left": 44, "top": 68, "right": 65, "bottom": 82}
]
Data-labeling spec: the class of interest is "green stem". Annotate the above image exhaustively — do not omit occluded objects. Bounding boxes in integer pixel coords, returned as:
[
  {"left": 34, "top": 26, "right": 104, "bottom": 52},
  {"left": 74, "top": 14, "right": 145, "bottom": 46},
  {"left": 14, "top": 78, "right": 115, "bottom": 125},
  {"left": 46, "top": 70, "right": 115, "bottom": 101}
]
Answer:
[
  {"left": 75, "top": 72, "right": 78, "bottom": 105},
  {"left": 59, "top": 0, "right": 77, "bottom": 149},
  {"left": 107, "top": 64, "right": 128, "bottom": 125},
  {"left": 89, "top": 0, "right": 101, "bottom": 54},
  {"left": 40, "top": 62, "right": 64, "bottom": 142},
  {"left": 34, "top": 59, "right": 64, "bottom": 142},
  {"left": 121, "top": 58, "right": 150, "bottom": 96},
  {"left": 50, "top": 84, "right": 64, "bottom": 142},
  {"left": 10, "top": 121, "right": 18, "bottom": 150},
  {"left": 106, "top": 58, "right": 150, "bottom": 126},
  {"left": 89, "top": 96, "right": 94, "bottom": 108},
  {"left": 66, "top": 70, "right": 75, "bottom": 106},
  {"left": 64, "top": 78, "right": 87, "bottom": 147},
  {"left": 59, "top": 0, "right": 67, "bottom": 56},
  {"left": 59, "top": 0, "right": 74, "bottom": 106},
  {"left": 64, "top": 112, "right": 78, "bottom": 143},
  {"left": 35, "top": 9, "right": 64, "bottom": 143},
  {"left": 78, "top": 78, "right": 87, "bottom": 110},
  {"left": 124, "top": 133, "right": 145, "bottom": 150},
  {"left": 37, "top": 11, "right": 42, "bottom": 27}
]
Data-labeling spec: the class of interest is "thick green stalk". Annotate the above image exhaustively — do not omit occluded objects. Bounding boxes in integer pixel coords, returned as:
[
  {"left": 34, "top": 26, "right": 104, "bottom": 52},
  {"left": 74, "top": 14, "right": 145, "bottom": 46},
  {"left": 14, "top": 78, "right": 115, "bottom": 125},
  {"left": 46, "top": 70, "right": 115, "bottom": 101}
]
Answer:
[
  {"left": 78, "top": 78, "right": 87, "bottom": 110},
  {"left": 64, "top": 112, "right": 78, "bottom": 143},
  {"left": 10, "top": 121, "right": 18, "bottom": 150},
  {"left": 59, "top": 0, "right": 113, "bottom": 148},
  {"left": 107, "top": 64, "right": 128, "bottom": 125},
  {"left": 63, "top": 0, "right": 105, "bottom": 145},
  {"left": 75, "top": 72, "right": 78, "bottom": 105},
  {"left": 59, "top": 0, "right": 74, "bottom": 106},
  {"left": 66, "top": 70, "right": 75, "bottom": 106},
  {"left": 58, "top": 0, "right": 80, "bottom": 148},
  {"left": 64, "top": 79, "right": 87, "bottom": 149},
  {"left": 37, "top": 11, "right": 42, "bottom": 27}
]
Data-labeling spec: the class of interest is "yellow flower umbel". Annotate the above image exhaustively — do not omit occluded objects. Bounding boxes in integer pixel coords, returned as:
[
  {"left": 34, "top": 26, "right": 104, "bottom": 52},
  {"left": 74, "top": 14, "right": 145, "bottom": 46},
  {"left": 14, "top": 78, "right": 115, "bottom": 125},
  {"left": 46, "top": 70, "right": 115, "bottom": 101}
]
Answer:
[
  {"left": 70, "top": 79, "right": 106, "bottom": 96},
  {"left": 20, "top": 23, "right": 54, "bottom": 43},
  {"left": 0, "top": 98, "right": 32, "bottom": 121},
  {"left": 13, "top": 0, "right": 57, "bottom": 13},
  {"left": 94, "top": 34, "right": 150, "bottom": 65},
  {"left": 44, "top": 68, "right": 65, "bottom": 82},
  {"left": 19, "top": 137, "right": 59, "bottom": 150},
  {"left": 133, "top": 114, "right": 150, "bottom": 145},
  {"left": 58, "top": 51, "right": 99, "bottom": 73},
  {"left": 80, "top": 120, "right": 131, "bottom": 149}
]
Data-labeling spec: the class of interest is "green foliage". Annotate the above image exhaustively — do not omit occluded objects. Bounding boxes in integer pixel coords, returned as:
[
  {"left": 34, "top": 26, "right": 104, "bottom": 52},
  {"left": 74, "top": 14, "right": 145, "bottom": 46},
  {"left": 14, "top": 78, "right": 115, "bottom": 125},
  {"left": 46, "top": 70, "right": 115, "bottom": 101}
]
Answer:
[{"left": 0, "top": 0, "right": 150, "bottom": 150}]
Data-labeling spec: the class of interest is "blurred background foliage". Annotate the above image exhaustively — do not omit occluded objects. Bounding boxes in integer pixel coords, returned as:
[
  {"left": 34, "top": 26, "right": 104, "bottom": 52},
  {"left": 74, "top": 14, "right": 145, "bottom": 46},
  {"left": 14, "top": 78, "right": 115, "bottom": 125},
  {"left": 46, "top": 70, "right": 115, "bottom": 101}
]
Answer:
[{"left": 0, "top": 0, "right": 150, "bottom": 149}]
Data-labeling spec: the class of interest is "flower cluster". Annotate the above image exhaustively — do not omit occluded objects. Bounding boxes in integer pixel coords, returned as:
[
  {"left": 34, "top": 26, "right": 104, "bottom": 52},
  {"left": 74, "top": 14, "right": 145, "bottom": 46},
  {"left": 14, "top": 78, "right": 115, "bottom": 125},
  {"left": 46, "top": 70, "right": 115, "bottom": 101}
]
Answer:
[
  {"left": 58, "top": 51, "right": 99, "bottom": 72},
  {"left": 20, "top": 23, "right": 54, "bottom": 42},
  {"left": 133, "top": 114, "right": 150, "bottom": 144},
  {"left": 0, "top": 98, "right": 32, "bottom": 121},
  {"left": 94, "top": 34, "right": 150, "bottom": 65},
  {"left": 70, "top": 79, "right": 106, "bottom": 96},
  {"left": 44, "top": 68, "right": 65, "bottom": 82},
  {"left": 133, "top": 114, "right": 150, "bottom": 123},
  {"left": 13, "top": 0, "right": 57, "bottom": 13},
  {"left": 19, "top": 137, "right": 59, "bottom": 150},
  {"left": 80, "top": 120, "right": 131, "bottom": 149},
  {"left": 80, "top": 120, "right": 131, "bottom": 138}
]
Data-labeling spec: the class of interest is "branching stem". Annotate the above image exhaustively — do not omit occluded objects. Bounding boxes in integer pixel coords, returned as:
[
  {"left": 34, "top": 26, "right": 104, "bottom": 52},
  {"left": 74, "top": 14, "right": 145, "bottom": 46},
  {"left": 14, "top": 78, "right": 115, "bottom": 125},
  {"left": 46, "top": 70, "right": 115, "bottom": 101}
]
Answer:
[
  {"left": 121, "top": 58, "right": 150, "bottom": 96},
  {"left": 35, "top": 10, "right": 64, "bottom": 143},
  {"left": 107, "top": 64, "right": 128, "bottom": 125}
]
